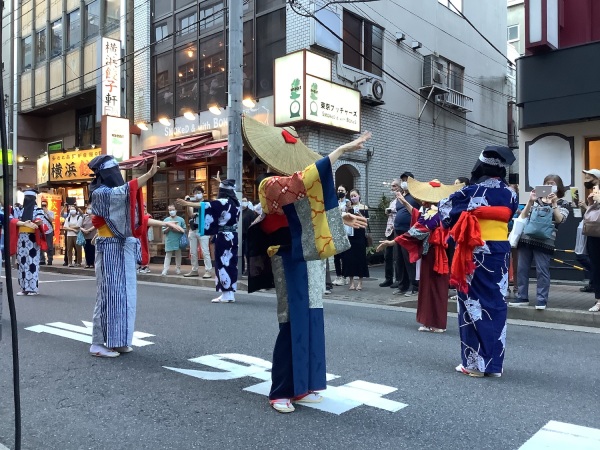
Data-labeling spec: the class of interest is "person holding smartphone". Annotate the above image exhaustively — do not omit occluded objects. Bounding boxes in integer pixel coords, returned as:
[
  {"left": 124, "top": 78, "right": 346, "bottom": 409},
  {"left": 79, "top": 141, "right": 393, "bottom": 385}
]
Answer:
[
  {"left": 342, "top": 189, "right": 369, "bottom": 291},
  {"left": 583, "top": 169, "right": 600, "bottom": 312},
  {"left": 380, "top": 179, "right": 401, "bottom": 287},
  {"left": 510, "top": 174, "right": 570, "bottom": 310}
]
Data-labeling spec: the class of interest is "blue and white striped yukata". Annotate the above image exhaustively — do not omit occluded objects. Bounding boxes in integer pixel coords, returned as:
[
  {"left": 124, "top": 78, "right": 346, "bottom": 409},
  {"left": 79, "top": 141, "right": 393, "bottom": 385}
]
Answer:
[{"left": 91, "top": 182, "right": 141, "bottom": 349}]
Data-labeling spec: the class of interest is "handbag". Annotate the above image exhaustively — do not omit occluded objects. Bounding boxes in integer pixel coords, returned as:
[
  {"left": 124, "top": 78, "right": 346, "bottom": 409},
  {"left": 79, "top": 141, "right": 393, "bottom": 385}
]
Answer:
[
  {"left": 508, "top": 217, "right": 526, "bottom": 248},
  {"left": 179, "top": 232, "right": 189, "bottom": 250},
  {"left": 523, "top": 204, "right": 554, "bottom": 240},
  {"left": 575, "top": 221, "right": 587, "bottom": 254},
  {"left": 583, "top": 203, "right": 600, "bottom": 237},
  {"left": 76, "top": 230, "right": 86, "bottom": 247}
]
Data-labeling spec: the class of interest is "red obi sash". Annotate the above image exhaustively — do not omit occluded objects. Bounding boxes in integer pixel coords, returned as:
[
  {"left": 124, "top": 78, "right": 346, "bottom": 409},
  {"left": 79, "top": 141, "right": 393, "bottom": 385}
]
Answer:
[{"left": 450, "top": 206, "right": 513, "bottom": 293}]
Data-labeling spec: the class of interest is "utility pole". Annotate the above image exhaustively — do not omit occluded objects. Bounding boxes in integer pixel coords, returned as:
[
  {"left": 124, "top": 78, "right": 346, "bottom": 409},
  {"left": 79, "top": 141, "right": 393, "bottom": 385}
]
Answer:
[
  {"left": 227, "top": 0, "right": 243, "bottom": 274},
  {"left": 125, "top": 0, "right": 134, "bottom": 121}
]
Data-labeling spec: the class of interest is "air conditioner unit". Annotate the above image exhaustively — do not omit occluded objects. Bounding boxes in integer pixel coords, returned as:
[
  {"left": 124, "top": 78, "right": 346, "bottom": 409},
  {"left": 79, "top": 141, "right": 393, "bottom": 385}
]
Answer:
[
  {"left": 357, "top": 79, "right": 385, "bottom": 105},
  {"left": 423, "top": 54, "right": 448, "bottom": 90}
]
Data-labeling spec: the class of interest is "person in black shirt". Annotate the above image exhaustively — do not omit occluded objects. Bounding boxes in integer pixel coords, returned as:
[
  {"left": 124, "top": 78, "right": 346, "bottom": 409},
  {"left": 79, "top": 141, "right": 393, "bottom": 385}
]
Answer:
[{"left": 393, "top": 172, "right": 421, "bottom": 296}]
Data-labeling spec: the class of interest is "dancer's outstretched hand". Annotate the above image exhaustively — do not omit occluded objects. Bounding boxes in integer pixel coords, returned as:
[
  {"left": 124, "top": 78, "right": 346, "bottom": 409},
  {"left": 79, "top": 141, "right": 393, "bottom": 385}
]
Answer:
[{"left": 342, "top": 212, "right": 368, "bottom": 229}]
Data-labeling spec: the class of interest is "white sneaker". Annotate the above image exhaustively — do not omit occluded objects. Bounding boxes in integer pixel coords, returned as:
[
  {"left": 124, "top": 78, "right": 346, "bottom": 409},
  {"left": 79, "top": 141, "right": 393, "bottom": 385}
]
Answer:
[
  {"left": 211, "top": 296, "right": 235, "bottom": 303},
  {"left": 202, "top": 272, "right": 213, "bottom": 279},
  {"left": 161, "top": 271, "right": 168, "bottom": 276},
  {"left": 176, "top": 269, "right": 182, "bottom": 275},
  {"left": 324, "top": 289, "right": 331, "bottom": 295},
  {"left": 343, "top": 277, "right": 349, "bottom": 285},
  {"left": 332, "top": 276, "right": 344, "bottom": 286}
]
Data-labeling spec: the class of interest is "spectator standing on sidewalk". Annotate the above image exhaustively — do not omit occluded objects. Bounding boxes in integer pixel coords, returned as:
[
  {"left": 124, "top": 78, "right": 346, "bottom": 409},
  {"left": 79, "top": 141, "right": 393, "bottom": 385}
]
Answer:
[
  {"left": 582, "top": 169, "right": 600, "bottom": 312},
  {"left": 380, "top": 179, "right": 400, "bottom": 287},
  {"left": 183, "top": 186, "right": 205, "bottom": 278},
  {"left": 393, "top": 172, "right": 420, "bottom": 296},
  {"left": 39, "top": 199, "right": 55, "bottom": 266},
  {"left": 64, "top": 206, "right": 83, "bottom": 267},
  {"left": 81, "top": 206, "right": 97, "bottom": 268},
  {"left": 343, "top": 189, "right": 369, "bottom": 291},
  {"left": 510, "top": 174, "right": 569, "bottom": 310},
  {"left": 161, "top": 204, "right": 186, "bottom": 276},
  {"left": 332, "top": 185, "right": 350, "bottom": 286}
]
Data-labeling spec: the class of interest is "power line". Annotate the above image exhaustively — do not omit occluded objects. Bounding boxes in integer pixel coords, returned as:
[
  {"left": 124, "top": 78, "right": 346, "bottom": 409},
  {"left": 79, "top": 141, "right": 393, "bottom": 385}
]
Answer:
[{"left": 288, "top": 1, "right": 508, "bottom": 138}]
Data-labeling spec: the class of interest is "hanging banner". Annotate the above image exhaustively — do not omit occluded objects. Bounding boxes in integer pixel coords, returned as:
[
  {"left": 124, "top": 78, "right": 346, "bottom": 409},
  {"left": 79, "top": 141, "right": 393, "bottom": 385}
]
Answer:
[
  {"left": 49, "top": 149, "right": 102, "bottom": 182},
  {"left": 38, "top": 193, "right": 62, "bottom": 245},
  {"left": 37, "top": 155, "right": 49, "bottom": 185},
  {"left": 102, "top": 115, "right": 130, "bottom": 162},
  {"left": 97, "top": 37, "right": 122, "bottom": 119}
]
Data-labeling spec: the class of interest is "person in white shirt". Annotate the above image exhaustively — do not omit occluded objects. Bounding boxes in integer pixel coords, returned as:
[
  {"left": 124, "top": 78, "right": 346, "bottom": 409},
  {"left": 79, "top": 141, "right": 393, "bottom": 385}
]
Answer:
[
  {"left": 63, "top": 206, "right": 83, "bottom": 267},
  {"left": 380, "top": 179, "right": 401, "bottom": 287},
  {"left": 39, "top": 199, "right": 55, "bottom": 265}
]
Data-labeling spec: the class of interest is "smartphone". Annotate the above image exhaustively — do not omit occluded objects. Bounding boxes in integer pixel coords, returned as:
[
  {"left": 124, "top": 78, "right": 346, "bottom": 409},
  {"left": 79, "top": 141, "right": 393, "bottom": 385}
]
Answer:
[
  {"left": 570, "top": 187, "right": 579, "bottom": 203},
  {"left": 534, "top": 185, "right": 552, "bottom": 198}
]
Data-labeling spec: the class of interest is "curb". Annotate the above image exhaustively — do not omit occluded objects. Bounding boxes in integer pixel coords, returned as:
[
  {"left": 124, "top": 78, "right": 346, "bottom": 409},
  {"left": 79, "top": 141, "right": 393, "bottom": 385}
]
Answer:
[{"left": 394, "top": 299, "right": 600, "bottom": 329}]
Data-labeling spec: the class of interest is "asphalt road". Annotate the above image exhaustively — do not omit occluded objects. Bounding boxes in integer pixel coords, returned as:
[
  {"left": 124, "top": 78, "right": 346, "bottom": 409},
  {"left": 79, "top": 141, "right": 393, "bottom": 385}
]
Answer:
[{"left": 0, "top": 272, "right": 598, "bottom": 449}]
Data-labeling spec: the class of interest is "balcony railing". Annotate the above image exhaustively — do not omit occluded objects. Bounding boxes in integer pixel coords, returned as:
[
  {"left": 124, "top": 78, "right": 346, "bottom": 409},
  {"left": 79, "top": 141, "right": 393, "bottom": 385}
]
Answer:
[{"left": 435, "top": 88, "right": 473, "bottom": 113}]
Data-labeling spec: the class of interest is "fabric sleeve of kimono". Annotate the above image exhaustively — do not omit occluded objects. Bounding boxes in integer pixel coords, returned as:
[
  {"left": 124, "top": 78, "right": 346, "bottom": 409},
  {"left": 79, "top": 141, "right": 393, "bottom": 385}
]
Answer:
[
  {"left": 439, "top": 186, "right": 476, "bottom": 229},
  {"left": 198, "top": 200, "right": 221, "bottom": 236},
  {"left": 259, "top": 169, "right": 307, "bottom": 215},
  {"left": 92, "top": 181, "right": 133, "bottom": 239}
]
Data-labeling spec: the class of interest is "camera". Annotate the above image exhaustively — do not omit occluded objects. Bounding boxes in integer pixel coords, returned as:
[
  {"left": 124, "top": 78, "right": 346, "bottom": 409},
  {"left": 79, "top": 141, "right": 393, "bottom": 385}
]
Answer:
[{"left": 185, "top": 196, "right": 191, "bottom": 201}]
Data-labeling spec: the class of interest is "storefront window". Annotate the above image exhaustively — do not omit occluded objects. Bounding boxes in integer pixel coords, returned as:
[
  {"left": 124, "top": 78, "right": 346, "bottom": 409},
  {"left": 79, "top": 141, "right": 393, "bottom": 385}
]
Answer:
[
  {"left": 67, "top": 9, "right": 81, "bottom": 49},
  {"left": 256, "top": 8, "right": 286, "bottom": 97},
  {"left": 155, "top": 51, "right": 174, "bottom": 119},
  {"left": 51, "top": 20, "right": 63, "bottom": 58},
  {"left": 22, "top": 36, "right": 33, "bottom": 70},
  {"left": 85, "top": 0, "right": 100, "bottom": 39},
  {"left": 175, "top": 44, "right": 198, "bottom": 116},
  {"left": 200, "top": 32, "right": 226, "bottom": 109},
  {"left": 36, "top": 29, "right": 47, "bottom": 64}
]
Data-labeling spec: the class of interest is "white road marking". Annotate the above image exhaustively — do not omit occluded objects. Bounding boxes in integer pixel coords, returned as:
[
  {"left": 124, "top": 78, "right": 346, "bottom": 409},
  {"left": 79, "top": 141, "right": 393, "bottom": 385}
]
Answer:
[
  {"left": 38, "top": 279, "right": 92, "bottom": 283},
  {"left": 165, "top": 353, "right": 406, "bottom": 415},
  {"left": 25, "top": 320, "right": 155, "bottom": 346},
  {"left": 520, "top": 421, "right": 600, "bottom": 449}
]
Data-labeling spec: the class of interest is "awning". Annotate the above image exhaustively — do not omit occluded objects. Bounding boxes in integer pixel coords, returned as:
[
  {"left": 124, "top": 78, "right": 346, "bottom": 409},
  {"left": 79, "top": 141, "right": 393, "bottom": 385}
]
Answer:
[
  {"left": 141, "top": 133, "right": 213, "bottom": 157},
  {"left": 119, "top": 154, "right": 154, "bottom": 169},
  {"left": 176, "top": 140, "right": 228, "bottom": 162}
]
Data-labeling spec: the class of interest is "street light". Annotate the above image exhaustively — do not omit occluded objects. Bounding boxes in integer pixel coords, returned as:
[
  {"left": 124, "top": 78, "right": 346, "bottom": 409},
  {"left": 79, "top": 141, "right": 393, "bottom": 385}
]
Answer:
[
  {"left": 183, "top": 110, "right": 196, "bottom": 121},
  {"left": 158, "top": 116, "right": 171, "bottom": 126},
  {"left": 242, "top": 97, "right": 256, "bottom": 108},
  {"left": 137, "top": 122, "right": 149, "bottom": 131},
  {"left": 208, "top": 104, "right": 222, "bottom": 115}
]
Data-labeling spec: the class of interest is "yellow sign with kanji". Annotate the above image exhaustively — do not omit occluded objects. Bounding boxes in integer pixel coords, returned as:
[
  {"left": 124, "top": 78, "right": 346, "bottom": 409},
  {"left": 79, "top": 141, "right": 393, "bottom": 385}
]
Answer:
[{"left": 49, "top": 149, "right": 103, "bottom": 181}]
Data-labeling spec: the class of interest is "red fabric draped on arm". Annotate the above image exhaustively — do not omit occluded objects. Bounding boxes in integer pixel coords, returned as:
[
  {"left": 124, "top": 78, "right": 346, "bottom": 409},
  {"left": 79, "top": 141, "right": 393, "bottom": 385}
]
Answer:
[
  {"left": 395, "top": 224, "right": 450, "bottom": 275},
  {"left": 449, "top": 206, "right": 513, "bottom": 293},
  {"left": 9, "top": 218, "right": 48, "bottom": 256},
  {"left": 129, "top": 179, "right": 151, "bottom": 266}
]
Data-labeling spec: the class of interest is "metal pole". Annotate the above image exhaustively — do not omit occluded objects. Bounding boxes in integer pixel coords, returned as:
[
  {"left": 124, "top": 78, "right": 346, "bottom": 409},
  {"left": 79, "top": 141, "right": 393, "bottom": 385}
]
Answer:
[
  {"left": 227, "top": 0, "right": 243, "bottom": 275},
  {"left": 125, "top": 0, "right": 134, "bottom": 121}
]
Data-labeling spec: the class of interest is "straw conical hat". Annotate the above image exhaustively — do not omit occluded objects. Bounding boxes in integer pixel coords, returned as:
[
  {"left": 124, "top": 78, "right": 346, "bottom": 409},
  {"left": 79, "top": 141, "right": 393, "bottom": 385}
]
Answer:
[
  {"left": 242, "top": 115, "right": 320, "bottom": 175},
  {"left": 407, "top": 177, "right": 464, "bottom": 203}
]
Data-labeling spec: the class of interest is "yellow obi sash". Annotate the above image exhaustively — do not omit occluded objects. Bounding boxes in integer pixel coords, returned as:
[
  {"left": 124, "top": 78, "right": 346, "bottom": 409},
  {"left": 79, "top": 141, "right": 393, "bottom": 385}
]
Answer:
[
  {"left": 478, "top": 219, "right": 508, "bottom": 241},
  {"left": 97, "top": 225, "right": 114, "bottom": 237},
  {"left": 19, "top": 227, "right": 35, "bottom": 233}
]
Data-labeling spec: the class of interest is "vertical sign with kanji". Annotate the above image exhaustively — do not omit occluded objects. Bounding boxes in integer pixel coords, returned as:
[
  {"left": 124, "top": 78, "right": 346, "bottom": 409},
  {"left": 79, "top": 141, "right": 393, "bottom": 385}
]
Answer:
[{"left": 97, "top": 37, "right": 122, "bottom": 119}]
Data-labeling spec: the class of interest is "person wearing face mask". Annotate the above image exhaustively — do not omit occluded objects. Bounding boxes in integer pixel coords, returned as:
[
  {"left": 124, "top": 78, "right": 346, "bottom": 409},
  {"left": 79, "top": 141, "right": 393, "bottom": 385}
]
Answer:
[
  {"left": 392, "top": 172, "right": 421, "bottom": 296},
  {"left": 342, "top": 189, "right": 370, "bottom": 290},
  {"left": 510, "top": 174, "right": 569, "bottom": 310},
  {"left": 332, "top": 185, "right": 350, "bottom": 286},
  {"left": 241, "top": 197, "right": 258, "bottom": 276},
  {"left": 184, "top": 186, "right": 212, "bottom": 278},
  {"left": 39, "top": 199, "right": 55, "bottom": 266},
  {"left": 63, "top": 205, "right": 83, "bottom": 267},
  {"left": 161, "top": 204, "right": 186, "bottom": 276},
  {"left": 80, "top": 205, "right": 97, "bottom": 268},
  {"left": 582, "top": 169, "right": 600, "bottom": 312}
]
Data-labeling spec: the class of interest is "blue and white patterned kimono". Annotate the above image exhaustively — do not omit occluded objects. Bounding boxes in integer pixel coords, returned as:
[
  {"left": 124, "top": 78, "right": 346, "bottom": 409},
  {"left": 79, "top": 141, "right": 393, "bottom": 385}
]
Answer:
[
  {"left": 439, "top": 178, "right": 518, "bottom": 374},
  {"left": 91, "top": 181, "right": 142, "bottom": 348},
  {"left": 198, "top": 199, "right": 240, "bottom": 293}
]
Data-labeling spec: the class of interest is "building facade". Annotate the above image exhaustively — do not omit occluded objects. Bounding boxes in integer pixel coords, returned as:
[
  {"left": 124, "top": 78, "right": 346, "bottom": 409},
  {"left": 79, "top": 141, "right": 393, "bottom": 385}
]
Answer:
[{"left": 130, "top": 0, "right": 512, "bottom": 233}]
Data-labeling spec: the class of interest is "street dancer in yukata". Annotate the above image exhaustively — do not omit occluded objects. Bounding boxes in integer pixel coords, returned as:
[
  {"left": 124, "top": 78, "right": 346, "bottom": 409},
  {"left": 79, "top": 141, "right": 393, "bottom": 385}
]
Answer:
[
  {"left": 11, "top": 190, "right": 47, "bottom": 296},
  {"left": 438, "top": 146, "right": 518, "bottom": 377},
  {"left": 243, "top": 115, "right": 370, "bottom": 413},
  {"left": 177, "top": 174, "right": 240, "bottom": 303},
  {"left": 88, "top": 155, "right": 184, "bottom": 358}
]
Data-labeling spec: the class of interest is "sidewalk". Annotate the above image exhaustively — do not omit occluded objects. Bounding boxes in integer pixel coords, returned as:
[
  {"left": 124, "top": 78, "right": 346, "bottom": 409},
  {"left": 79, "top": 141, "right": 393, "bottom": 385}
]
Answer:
[{"left": 39, "top": 263, "right": 600, "bottom": 328}]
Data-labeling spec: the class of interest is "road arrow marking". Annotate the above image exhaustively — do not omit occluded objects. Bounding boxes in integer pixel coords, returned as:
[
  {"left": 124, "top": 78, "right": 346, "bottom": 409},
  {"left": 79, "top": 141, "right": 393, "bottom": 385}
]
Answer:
[
  {"left": 520, "top": 421, "right": 600, "bottom": 449},
  {"left": 25, "top": 321, "right": 155, "bottom": 347},
  {"left": 165, "top": 353, "right": 406, "bottom": 415}
]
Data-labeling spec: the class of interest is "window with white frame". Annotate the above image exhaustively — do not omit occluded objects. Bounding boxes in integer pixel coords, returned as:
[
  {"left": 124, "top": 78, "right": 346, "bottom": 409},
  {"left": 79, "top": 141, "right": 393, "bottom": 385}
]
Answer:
[
  {"left": 342, "top": 10, "right": 383, "bottom": 76},
  {"left": 438, "top": 0, "right": 462, "bottom": 14},
  {"left": 507, "top": 25, "right": 519, "bottom": 42}
]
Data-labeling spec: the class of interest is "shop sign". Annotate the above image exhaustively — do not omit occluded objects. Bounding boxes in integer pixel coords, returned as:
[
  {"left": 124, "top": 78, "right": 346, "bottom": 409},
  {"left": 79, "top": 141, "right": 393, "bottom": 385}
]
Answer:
[
  {"left": 102, "top": 115, "right": 130, "bottom": 162},
  {"left": 47, "top": 140, "right": 63, "bottom": 152},
  {"left": 49, "top": 149, "right": 102, "bottom": 182},
  {"left": 37, "top": 155, "right": 49, "bottom": 185},
  {"left": 304, "top": 75, "right": 361, "bottom": 133},
  {"left": 98, "top": 37, "right": 121, "bottom": 118},
  {"left": 274, "top": 50, "right": 360, "bottom": 132}
]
